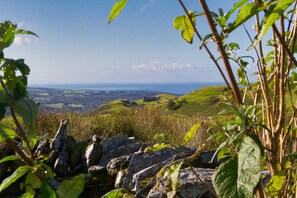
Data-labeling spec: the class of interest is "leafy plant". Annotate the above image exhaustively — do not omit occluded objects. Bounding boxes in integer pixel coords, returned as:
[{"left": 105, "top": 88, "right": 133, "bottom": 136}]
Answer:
[
  {"left": 107, "top": 0, "right": 297, "bottom": 197},
  {"left": 0, "top": 21, "right": 85, "bottom": 197}
]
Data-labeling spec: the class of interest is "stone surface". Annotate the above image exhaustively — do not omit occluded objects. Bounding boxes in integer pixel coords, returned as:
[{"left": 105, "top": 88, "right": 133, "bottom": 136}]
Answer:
[
  {"left": 99, "top": 142, "right": 144, "bottom": 167},
  {"left": 50, "top": 119, "right": 68, "bottom": 151},
  {"left": 132, "top": 150, "right": 194, "bottom": 193},
  {"left": 101, "top": 133, "right": 137, "bottom": 155},
  {"left": 107, "top": 155, "right": 131, "bottom": 176},
  {"left": 54, "top": 138, "right": 69, "bottom": 176},
  {"left": 122, "top": 148, "right": 177, "bottom": 190},
  {"left": 82, "top": 135, "right": 102, "bottom": 172},
  {"left": 147, "top": 167, "right": 215, "bottom": 198},
  {"left": 115, "top": 170, "right": 126, "bottom": 188}
]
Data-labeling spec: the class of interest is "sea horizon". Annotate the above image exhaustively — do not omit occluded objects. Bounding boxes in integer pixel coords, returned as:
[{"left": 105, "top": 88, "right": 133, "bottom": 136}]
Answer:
[{"left": 29, "top": 82, "right": 226, "bottom": 95}]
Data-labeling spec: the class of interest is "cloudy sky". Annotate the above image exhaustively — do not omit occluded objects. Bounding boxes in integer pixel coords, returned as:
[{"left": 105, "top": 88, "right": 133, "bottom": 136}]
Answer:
[{"left": 0, "top": 0, "right": 254, "bottom": 84}]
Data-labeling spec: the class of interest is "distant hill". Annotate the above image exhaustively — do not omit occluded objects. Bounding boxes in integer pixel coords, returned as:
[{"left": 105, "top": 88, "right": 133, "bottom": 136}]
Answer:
[{"left": 28, "top": 87, "right": 168, "bottom": 112}]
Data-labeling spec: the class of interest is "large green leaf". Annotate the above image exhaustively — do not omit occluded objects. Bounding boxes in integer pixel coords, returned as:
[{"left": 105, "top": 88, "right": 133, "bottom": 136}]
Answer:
[
  {"left": 56, "top": 174, "right": 85, "bottom": 198},
  {"left": 225, "top": 3, "right": 265, "bottom": 33},
  {"left": 213, "top": 137, "right": 261, "bottom": 198},
  {"left": 108, "top": 0, "right": 128, "bottom": 24},
  {"left": 249, "top": 0, "right": 295, "bottom": 50},
  {"left": 213, "top": 158, "right": 238, "bottom": 197},
  {"left": 183, "top": 122, "right": 202, "bottom": 144},
  {"left": 13, "top": 97, "right": 38, "bottom": 128},
  {"left": 0, "top": 125, "right": 19, "bottom": 143},
  {"left": 0, "top": 165, "right": 30, "bottom": 192},
  {"left": 237, "top": 136, "right": 261, "bottom": 197},
  {"left": 174, "top": 11, "right": 195, "bottom": 44}
]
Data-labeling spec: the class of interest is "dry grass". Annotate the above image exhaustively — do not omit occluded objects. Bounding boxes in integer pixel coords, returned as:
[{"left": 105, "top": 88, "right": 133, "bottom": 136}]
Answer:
[{"left": 31, "top": 106, "right": 222, "bottom": 150}]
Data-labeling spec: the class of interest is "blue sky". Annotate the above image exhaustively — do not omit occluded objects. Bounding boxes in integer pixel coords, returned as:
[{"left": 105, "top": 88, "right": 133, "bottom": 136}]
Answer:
[{"left": 0, "top": 0, "right": 252, "bottom": 84}]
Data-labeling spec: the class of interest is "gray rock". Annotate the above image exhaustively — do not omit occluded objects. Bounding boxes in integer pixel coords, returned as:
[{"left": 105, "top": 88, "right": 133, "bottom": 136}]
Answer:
[
  {"left": 100, "top": 143, "right": 143, "bottom": 167},
  {"left": 115, "top": 170, "right": 126, "bottom": 188},
  {"left": 54, "top": 139, "right": 69, "bottom": 176},
  {"left": 101, "top": 133, "right": 137, "bottom": 155},
  {"left": 148, "top": 167, "right": 215, "bottom": 198},
  {"left": 50, "top": 119, "right": 68, "bottom": 151},
  {"left": 34, "top": 138, "right": 50, "bottom": 157},
  {"left": 132, "top": 150, "right": 194, "bottom": 193},
  {"left": 82, "top": 135, "right": 102, "bottom": 172},
  {"left": 88, "top": 165, "right": 107, "bottom": 175},
  {"left": 107, "top": 155, "right": 131, "bottom": 176},
  {"left": 122, "top": 148, "right": 177, "bottom": 190}
]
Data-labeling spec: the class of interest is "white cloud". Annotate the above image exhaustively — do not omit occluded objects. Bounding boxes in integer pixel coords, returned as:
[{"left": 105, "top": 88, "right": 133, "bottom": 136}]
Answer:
[
  {"left": 132, "top": 60, "right": 193, "bottom": 71},
  {"left": 140, "top": 0, "right": 156, "bottom": 12},
  {"left": 17, "top": 22, "right": 32, "bottom": 29},
  {"left": 14, "top": 35, "right": 38, "bottom": 45}
]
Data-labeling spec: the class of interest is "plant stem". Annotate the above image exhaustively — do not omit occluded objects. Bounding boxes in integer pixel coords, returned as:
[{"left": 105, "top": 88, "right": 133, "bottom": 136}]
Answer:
[
  {"left": 199, "top": 0, "right": 242, "bottom": 107},
  {"left": 177, "top": 0, "right": 231, "bottom": 91}
]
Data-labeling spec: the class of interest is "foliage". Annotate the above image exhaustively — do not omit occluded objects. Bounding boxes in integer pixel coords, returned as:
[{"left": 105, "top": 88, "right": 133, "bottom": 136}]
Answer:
[
  {"left": 108, "top": 0, "right": 297, "bottom": 197},
  {"left": 0, "top": 21, "right": 85, "bottom": 197}
]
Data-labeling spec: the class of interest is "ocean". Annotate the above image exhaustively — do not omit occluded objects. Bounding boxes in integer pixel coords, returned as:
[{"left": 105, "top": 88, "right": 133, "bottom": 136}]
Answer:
[{"left": 29, "top": 82, "right": 225, "bottom": 95}]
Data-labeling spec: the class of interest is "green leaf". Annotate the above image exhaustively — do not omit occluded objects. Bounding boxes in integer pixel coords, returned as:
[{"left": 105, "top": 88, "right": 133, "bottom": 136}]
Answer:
[
  {"left": 174, "top": 11, "right": 195, "bottom": 44},
  {"left": 0, "top": 155, "right": 19, "bottom": 164},
  {"left": 13, "top": 97, "right": 38, "bottom": 128},
  {"left": 292, "top": 71, "right": 297, "bottom": 81},
  {"left": 144, "top": 143, "right": 173, "bottom": 153},
  {"left": 25, "top": 171, "right": 41, "bottom": 189},
  {"left": 19, "top": 188, "right": 35, "bottom": 198},
  {"left": 14, "top": 29, "right": 38, "bottom": 39},
  {"left": 56, "top": 174, "right": 85, "bottom": 198},
  {"left": 101, "top": 188, "right": 127, "bottom": 198},
  {"left": 225, "top": 3, "right": 265, "bottom": 33},
  {"left": 213, "top": 158, "right": 238, "bottom": 197},
  {"left": 266, "top": 170, "right": 286, "bottom": 195},
  {"left": 0, "top": 165, "right": 30, "bottom": 192},
  {"left": 108, "top": 0, "right": 128, "bottom": 24},
  {"left": 249, "top": 0, "right": 295, "bottom": 50},
  {"left": 0, "top": 21, "right": 17, "bottom": 51},
  {"left": 213, "top": 137, "right": 261, "bottom": 197},
  {"left": 237, "top": 137, "right": 261, "bottom": 197},
  {"left": 163, "top": 162, "right": 183, "bottom": 192},
  {"left": 153, "top": 133, "right": 166, "bottom": 143},
  {"left": 0, "top": 125, "right": 19, "bottom": 143},
  {"left": 225, "top": 0, "right": 249, "bottom": 21},
  {"left": 40, "top": 180, "right": 57, "bottom": 198},
  {"left": 184, "top": 122, "right": 203, "bottom": 145},
  {"left": 285, "top": 152, "right": 297, "bottom": 160}
]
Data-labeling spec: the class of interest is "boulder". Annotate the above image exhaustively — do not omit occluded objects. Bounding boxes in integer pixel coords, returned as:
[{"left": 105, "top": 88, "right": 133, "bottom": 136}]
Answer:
[
  {"left": 101, "top": 133, "right": 137, "bottom": 155},
  {"left": 147, "top": 167, "right": 215, "bottom": 198},
  {"left": 82, "top": 135, "right": 102, "bottom": 172},
  {"left": 132, "top": 150, "right": 194, "bottom": 193},
  {"left": 122, "top": 148, "right": 177, "bottom": 190},
  {"left": 107, "top": 155, "right": 131, "bottom": 176}
]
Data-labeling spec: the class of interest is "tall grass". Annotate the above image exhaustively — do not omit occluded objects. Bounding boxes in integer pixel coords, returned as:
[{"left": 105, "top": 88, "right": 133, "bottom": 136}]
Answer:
[{"left": 31, "top": 107, "right": 220, "bottom": 150}]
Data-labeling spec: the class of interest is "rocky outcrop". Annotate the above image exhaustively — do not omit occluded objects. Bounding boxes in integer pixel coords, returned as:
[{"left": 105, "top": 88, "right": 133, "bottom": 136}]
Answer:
[{"left": 0, "top": 120, "right": 220, "bottom": 198}]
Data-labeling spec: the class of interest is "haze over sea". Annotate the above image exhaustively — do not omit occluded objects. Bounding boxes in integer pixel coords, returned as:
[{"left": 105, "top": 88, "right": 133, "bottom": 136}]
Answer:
[{"left": 30, "top": 82, "right": 225, "bottom": 95}]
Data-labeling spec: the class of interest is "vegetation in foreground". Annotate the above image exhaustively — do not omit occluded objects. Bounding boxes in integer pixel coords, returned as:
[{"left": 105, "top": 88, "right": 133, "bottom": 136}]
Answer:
[{"left": 27, "top": 86, "right": 229, "bottom": 150}]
